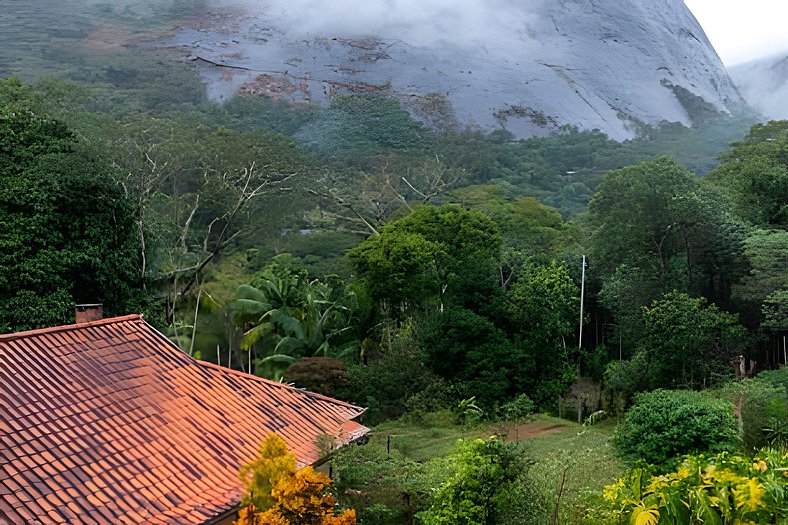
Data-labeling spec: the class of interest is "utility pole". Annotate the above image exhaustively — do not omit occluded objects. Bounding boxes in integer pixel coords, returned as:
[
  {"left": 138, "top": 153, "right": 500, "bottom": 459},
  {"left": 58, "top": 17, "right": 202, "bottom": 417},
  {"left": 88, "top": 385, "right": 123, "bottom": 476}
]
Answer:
[
  {"left": 576, "top": 256, "right": 588, "bottom": 424},
  {"left": 578, "top": 255, "right": 586, "bottom": 350}
]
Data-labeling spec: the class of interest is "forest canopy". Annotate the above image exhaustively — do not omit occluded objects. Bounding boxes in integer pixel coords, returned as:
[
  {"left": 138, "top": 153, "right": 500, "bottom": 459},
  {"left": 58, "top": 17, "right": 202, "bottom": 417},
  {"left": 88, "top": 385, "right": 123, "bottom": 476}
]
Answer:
[
  {"left": 2, "top": 35, "right": 787, "bottom": 521},
  {"left": 0, "top": 72, "right": 785, "bottom": 411}
]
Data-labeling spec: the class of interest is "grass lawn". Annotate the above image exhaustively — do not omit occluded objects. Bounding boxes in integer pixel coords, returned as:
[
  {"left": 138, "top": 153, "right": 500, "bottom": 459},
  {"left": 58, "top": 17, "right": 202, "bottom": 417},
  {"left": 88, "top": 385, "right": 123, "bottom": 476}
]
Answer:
[
  {"left": 332, "top": 412, "right": 626, "bottom": 524},
  {"left": 524, "top": 417, "right": 626, "bottom": 524},
  {"left": 373, "top": 411, "right": 495, "bottom": 462}
]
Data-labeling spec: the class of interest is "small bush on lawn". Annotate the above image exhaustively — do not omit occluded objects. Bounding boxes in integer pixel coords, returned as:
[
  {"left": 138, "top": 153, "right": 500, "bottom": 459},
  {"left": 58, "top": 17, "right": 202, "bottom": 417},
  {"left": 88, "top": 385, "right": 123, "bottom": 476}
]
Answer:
[
  {"left": 496, "top": 394, "right": 536, "bottom": 422},
  {"left": 418, "top": 438, "right": 549, "bottom": 525},
  {"left": 612, "top": 389, "right": 738, "bottom": 466},
  {"left": 601, "top": 448, "right": 788, "bottom": 524}
]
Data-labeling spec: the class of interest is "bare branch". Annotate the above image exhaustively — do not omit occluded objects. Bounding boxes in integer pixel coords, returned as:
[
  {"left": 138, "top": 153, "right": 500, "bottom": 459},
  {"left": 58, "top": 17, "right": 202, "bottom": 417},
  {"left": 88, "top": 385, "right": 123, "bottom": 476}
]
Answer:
[
  {"left": 401, "top": 176, "right": 429, "bottom": 200},
  {"left": 180, "top": 194, "right": 200, "bottom": 253}
]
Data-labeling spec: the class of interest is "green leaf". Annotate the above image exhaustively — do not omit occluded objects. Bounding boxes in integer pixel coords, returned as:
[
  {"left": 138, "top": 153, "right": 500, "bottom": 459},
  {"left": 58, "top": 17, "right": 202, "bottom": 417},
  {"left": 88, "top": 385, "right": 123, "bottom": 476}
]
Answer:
[
  {"left": 630, "top": 507, "right": 659, "bottom": 525},
  {"left": 274, "top": 337, "right": 306, "bottom": 356},
  {"left": 229, "top": 298, "right": 272, "bottom": 317},
  {"left": 259, "top": 354, "right": 297, "bottom": 365},
  {"left": 241, "top": 322, "right": 275, "bottom": 350},
  {"left": 270, "top": 310, "right": 304, "bottom": 339},
  {"left": 235, "top": 284, "right": 269, "bottom": 303}
]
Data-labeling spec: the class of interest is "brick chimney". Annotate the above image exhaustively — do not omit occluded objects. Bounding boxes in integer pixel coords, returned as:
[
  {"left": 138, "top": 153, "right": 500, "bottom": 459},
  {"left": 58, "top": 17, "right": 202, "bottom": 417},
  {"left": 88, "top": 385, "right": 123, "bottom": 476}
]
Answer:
[{"left": 75, "top": 304, "right": 103, "bottom": 324}]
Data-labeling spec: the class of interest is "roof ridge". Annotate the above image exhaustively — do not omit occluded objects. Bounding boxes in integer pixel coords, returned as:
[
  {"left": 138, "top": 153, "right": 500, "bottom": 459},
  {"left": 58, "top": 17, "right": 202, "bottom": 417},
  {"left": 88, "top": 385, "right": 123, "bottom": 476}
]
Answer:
[
  {"left": 198, "top": 360, "right": 366, "bottom": 414},
  {"left": 0, "top": 314, "right": 143, "bottom": 342},
  {"left": 1, "top": 315, "right": 365, "bottom": 415}
]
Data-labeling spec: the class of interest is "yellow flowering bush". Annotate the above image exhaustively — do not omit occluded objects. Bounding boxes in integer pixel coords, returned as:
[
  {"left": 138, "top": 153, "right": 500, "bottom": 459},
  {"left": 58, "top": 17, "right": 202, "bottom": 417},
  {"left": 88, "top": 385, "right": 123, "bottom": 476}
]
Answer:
[
  {"left": 602, "top": 449, "right": 787, "bottom": 524},
  {"left": 236, "top": 434, "right": 356, "bottom": 525}
]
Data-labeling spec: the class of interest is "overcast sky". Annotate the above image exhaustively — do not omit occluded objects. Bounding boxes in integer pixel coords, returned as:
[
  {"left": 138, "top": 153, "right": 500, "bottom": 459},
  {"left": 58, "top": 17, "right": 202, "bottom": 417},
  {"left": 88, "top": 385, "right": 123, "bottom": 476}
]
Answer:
[{"left": 684, "top": 0, "right": 788, "bottom": 65}]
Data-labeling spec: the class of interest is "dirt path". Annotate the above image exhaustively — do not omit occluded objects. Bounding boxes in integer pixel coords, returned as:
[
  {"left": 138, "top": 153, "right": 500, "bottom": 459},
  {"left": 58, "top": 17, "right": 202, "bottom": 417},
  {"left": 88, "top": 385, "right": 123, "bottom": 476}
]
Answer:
[{"left": 501, "top": 422, "right": 570, "bottom": 442}]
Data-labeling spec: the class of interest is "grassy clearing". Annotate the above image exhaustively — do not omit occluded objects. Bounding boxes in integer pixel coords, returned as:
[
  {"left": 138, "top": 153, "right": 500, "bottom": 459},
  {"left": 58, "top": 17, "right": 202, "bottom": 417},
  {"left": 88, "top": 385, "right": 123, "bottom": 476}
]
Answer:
[
  {"left": 332, "top": 412, "right": 473, "bottom": 523},
  {"left": 373, "top": 411, "right": 494, "bottom": 462},
  {"left": 332, "top": 412, "right": 624, "bottom": 524},
  {"left": 525, "top": 417, "right": 626, "bottom": 524}
]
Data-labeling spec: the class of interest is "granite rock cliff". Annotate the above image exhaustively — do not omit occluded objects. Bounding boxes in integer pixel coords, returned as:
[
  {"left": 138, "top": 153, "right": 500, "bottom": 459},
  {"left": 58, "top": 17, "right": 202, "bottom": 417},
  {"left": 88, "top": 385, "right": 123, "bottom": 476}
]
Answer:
[{"left": 174, "top": 0, "right": 745, "bottom": 139}]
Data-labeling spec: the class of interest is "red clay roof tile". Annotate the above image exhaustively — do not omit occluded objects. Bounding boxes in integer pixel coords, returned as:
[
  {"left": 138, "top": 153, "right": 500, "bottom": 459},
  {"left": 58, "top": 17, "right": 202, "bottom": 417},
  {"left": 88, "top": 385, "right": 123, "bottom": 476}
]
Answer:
[{"left": 1, "top": 315, "right": 368, "bottom": 524}]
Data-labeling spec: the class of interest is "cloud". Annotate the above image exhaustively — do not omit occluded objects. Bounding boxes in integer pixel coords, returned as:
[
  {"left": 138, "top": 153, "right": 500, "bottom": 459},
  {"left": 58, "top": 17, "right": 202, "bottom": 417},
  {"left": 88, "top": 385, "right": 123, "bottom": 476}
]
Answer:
[
  {"left": 684, "top": 0, "right": 788, "bottom": 65},
  {"left": 234, "top": 0, "right": 544, "bottom": 48}
]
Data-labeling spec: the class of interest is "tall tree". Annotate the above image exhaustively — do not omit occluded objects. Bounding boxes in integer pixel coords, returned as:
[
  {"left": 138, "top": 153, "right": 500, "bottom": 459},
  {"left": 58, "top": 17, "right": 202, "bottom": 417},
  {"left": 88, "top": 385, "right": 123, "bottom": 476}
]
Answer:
[
  {"left": 420, "top": 306, "right": 533, "bottom": 406},
  {"left": 707, "top": 120, "right": 788, "bottom": 226},
  {"left": 507, "top": 261, "right": 580, "bottom": 403},
  {"left": 114, "top": 123, "right": 304, "bottom": 324},
  {"left": 67, "top": 111, "right": 308, "bottom": 325},
  {"left": 588, "top": 156, "right": 703, "bottom": 281},
  {"left": 733, "top": 229, "right": 788, "bottom": 365},
  {"left": 639, "top": 291, "right": 747, "bottom": 390},
  {"left": 307, "top": 155, "right": 465, "bottom": 237},
  {"left": 450, "top": 186, "right": 580, "bottom": 289},
  {"left": 0, "top": 79, "right": 143, "bottom": 331},
  {"left": 734, "top": 229, "right": 788, "bottom": 318},
  {"left": 588, "top": 156, "right": 748, "bottom": 346},
  {"left": 347, "top": 204, "right": 501, "bottom": 316}
]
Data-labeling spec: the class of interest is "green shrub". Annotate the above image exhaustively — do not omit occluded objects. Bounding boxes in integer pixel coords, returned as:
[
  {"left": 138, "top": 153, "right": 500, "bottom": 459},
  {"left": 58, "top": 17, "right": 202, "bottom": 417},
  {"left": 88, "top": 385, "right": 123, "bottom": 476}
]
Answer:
[
  {"left": 496, "top": 394, "right": 536, "bottom": 422},
  {"left": 613, "top": 389, "right": 738, "bottom": 466},
  {"left": 602, "top": 352, "right": 650, "bottom": 411},
  {"left": 583, "top": 345, "right": 610, "bottom": 382},
  {"left": 602, "top": 448, "right": 788, "bottom": 524},
  {"left": 404, "top": 379, "right": 454, "bottom": 419},
  {"left": 757, "top": 367, "right": 788, "bottom": 394},
  {"left": 343, "top": 346, "right": 445, "bottom": 425},
  {"left": 764, "top": 417, "right": 788, "bottom": 449},
  {"left": 420, "top": 307, "right": 534, "bottom": 408},
  {"left": 453, "top": 397, "right": 486, "bottom": 429},
  {"left": 714, "top": 376, "right": 788, "bottom": 450},
  {"left": 418, "top": 438, "right": 548, "bottom": 525}
]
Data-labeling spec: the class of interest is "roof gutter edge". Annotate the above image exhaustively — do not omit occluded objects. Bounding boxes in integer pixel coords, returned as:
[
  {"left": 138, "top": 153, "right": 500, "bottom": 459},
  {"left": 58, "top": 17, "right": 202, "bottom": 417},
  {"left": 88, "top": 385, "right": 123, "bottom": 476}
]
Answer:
[{"left": 203, "top": 505, "right": 240, "bottom": 525}]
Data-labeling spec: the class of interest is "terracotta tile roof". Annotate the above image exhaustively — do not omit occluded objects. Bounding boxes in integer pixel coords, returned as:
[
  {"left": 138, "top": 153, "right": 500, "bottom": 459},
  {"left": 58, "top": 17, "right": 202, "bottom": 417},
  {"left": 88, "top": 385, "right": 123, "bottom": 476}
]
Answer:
[{"left": 0, "top": 315, "right": 369, "bottom": 525}]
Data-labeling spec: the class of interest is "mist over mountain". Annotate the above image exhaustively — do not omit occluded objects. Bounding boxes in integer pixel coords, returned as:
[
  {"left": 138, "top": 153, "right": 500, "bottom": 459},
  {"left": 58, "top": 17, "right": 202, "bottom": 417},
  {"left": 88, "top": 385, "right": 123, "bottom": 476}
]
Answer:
[
  {"left": 167, "top": 0, "right": 745, "bottom": 139},
  {"left": 729, "top": 52, "right": 788, "bottom": 120}
]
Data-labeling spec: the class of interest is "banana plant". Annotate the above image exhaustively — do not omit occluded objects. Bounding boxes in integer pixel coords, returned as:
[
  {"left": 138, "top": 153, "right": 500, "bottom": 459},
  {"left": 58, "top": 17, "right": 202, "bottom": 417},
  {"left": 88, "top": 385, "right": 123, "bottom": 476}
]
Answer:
[{"left": 229, "top": 276, "right": 357, "bottom": 379}]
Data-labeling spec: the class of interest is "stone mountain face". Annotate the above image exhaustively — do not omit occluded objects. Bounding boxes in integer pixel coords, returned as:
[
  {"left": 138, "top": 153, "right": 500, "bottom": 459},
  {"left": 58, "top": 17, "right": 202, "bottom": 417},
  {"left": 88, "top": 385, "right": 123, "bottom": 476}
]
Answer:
[
  {"left": 729, "top": 53, "right": 788, "bottom": 121},
  {"left": 168, "top": 0, "right": 744, "bottom": 140}
]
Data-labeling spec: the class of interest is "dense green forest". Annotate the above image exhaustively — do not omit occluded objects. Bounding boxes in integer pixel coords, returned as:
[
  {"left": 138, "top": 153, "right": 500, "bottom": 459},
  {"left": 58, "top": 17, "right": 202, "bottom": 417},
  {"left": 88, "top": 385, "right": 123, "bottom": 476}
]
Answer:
[{"left": 2, "top": 36, "right": 786, "bottom": 522}]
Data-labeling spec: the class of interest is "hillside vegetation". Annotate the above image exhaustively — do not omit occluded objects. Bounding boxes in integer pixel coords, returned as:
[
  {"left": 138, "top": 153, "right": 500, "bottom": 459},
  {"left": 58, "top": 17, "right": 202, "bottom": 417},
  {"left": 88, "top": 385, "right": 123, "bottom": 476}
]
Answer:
[{"left": 1, "top": 36, "right": 787, "bottom": 522}]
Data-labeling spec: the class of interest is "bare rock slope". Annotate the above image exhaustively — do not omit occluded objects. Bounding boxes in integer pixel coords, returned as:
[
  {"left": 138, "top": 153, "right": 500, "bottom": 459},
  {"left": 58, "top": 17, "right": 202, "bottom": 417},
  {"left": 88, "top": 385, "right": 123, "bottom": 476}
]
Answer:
[{"left": 172, "top": 0, "right": 745, "bottom": 139}]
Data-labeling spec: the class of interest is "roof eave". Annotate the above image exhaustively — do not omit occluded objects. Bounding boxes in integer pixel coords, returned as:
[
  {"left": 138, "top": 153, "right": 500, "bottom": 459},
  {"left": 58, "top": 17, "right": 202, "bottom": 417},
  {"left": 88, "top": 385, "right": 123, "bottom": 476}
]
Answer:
[{"left": 202, "top": 506, "right": 239, "bottom": 525}]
